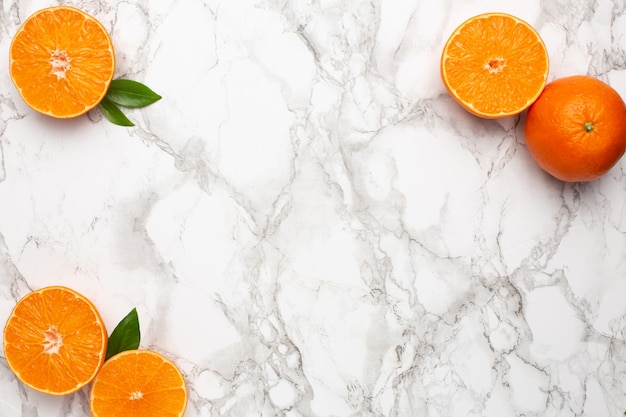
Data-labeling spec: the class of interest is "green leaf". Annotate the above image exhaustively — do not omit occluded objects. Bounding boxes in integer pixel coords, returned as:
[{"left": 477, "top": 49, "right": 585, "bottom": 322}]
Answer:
[
  {"left": 105, "top": 79, "right": 162, "bottom": 108},
  {"left": 106, "top": 308, "right": 141, "bottom": 360},
  {"left": 99, "top": 97, "right": 135, "bottom": 126}
]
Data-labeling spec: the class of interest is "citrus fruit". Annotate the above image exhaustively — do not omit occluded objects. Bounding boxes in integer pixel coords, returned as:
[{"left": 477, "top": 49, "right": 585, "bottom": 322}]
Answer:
[
  {"left": 440, "top": 12, "right": 549, "bottom": 118},
  {"left": 524, "top": 75, "right": 626, "bottom": 182},
  {"left": 89, "top": 349, "right": 188, "bottom": 417},
  {"left": 3, "top": 286, "right": 108, "bottom": 395},
  {"left": 9, "top": 6, "right": 116, "bottom": 118}
]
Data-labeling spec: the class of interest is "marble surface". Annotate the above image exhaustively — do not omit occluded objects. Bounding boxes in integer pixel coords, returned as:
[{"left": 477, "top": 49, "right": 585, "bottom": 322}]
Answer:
[{"left": 1, "top": 0, "right": 625, "bottom": 416}]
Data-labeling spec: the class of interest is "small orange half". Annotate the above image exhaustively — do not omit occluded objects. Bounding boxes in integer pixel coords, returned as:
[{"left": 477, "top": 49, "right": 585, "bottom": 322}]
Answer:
[
  {"left": 9, "top": 6, "right": 116, "bottom": 118},
  {"left": 3, "top": 286, "right": 108, "bottom": 395},
  {"left": 441, "top": 12, "right": 549, "bottom": 118},
  {"left": 90, "top": 349, "right": 188, "bottom": 417}
]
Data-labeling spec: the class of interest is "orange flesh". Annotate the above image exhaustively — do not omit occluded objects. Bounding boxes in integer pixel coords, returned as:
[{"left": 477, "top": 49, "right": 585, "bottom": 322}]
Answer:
[
  {"left": 441, "top": 13, "right": 549, "bottom": 118},
  {"left": 90, "top": 350, "right": 188, "bottom": 417},
  {"left": 3, "top": 286, "right": 108, "bottom": 395},
  {"left": 9, "top": 6, "right": 115, "bottom": 118}
]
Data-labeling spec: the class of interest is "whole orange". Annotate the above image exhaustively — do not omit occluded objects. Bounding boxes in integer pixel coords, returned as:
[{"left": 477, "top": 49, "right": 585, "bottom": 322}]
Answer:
[{"left": 524, "top": 75, "right": 626, "bottom": 182}]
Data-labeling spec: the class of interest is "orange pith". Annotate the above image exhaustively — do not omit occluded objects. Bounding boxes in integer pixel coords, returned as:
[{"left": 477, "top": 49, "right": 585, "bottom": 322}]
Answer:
[
  {"left": 524, "top": 75, "right": 626, "bottom": 182},
  {"left": 441, "top": 12, "right": 549, "bottom": 118},
  {"left": 89, "top": 349, "right": 188, "bottom": 417},
  {"left": 3, "top": 286, "right": 108, "bottom": 395},
  {"left": 9, "top": 6, "right": 116, "bottom": 118}
]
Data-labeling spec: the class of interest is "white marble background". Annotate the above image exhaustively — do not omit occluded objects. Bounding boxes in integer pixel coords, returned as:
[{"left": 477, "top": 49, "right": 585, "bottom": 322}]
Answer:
[{"left": 0, "top": 0, "right": 625, "bottom": 416}]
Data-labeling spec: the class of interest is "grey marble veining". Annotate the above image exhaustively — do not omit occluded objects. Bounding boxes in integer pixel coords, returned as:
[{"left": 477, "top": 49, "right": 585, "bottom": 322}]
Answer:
[{"left": 0, "top": 0, "right": 625, "bottom": 416}]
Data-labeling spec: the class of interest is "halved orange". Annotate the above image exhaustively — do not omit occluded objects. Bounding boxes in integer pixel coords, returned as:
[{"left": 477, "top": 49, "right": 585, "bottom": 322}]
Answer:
[
  {"left": 89, "top": 349, "right": 188, "bottom": 417},
  {"left": 440, "top": 12, "right": 549, "bottom": 118},
  {"left": 9, "top": 6, "right": 116, "bottom": 118},
  {"left": 3, "top": 286, "right": 108, "bottom": 395}
]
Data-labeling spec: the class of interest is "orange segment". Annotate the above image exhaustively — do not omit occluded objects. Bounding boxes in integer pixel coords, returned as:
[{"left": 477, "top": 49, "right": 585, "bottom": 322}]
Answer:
[
  {"left": 89, "top": 350, "right": 188, "bottom": 417},
  {"left": 441, "top": 12, "right": 549, "bottom": 118},
  {"left": 9, "top": 6, "right": 115, "bottom": 118},
  {"left": 3, "top": 286, "right": 108, "bottom": 395}
]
